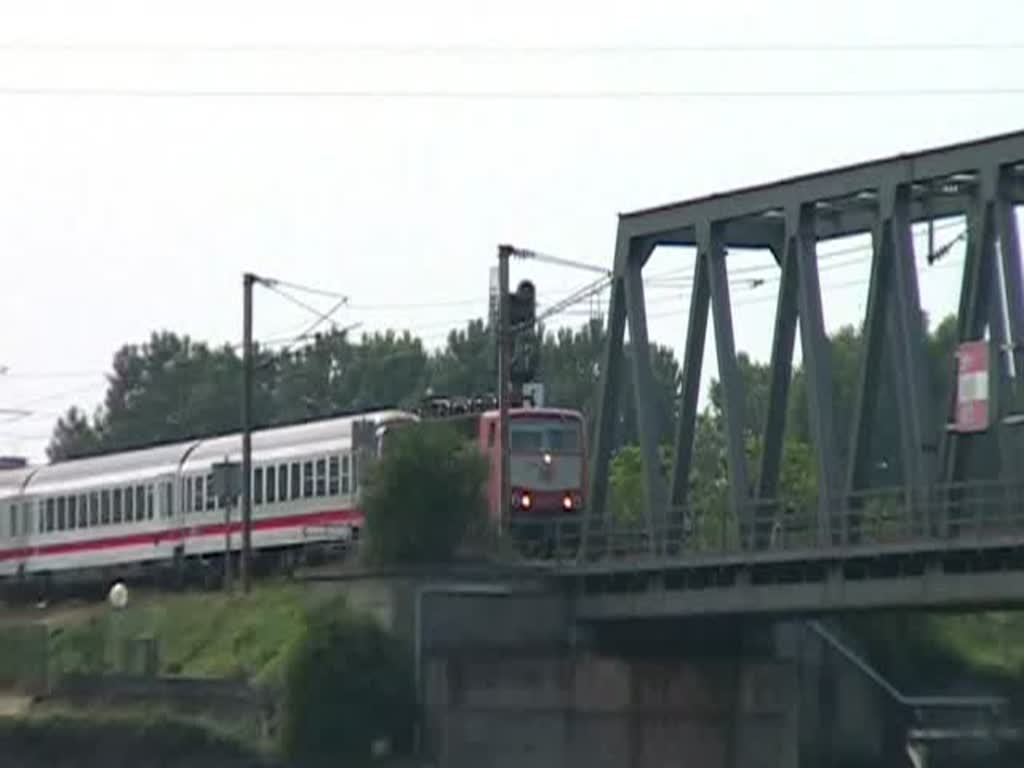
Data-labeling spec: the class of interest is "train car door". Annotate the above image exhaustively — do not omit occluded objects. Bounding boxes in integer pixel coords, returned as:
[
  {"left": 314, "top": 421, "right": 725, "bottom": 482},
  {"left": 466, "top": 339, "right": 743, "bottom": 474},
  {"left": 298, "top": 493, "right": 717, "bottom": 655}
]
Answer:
[
  {"left": 2, "top": 498, "right": 32, "bottom": 578},
  {"left": 154, "top": 472, "right": 183, "bottom": 561}
]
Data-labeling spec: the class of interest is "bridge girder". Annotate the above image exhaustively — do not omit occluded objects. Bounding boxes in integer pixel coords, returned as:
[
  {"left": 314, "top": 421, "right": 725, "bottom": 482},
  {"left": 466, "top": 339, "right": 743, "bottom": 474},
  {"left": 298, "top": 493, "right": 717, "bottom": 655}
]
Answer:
[{"left": 585, "top": 130, "right": 1024, "bottom": 560}]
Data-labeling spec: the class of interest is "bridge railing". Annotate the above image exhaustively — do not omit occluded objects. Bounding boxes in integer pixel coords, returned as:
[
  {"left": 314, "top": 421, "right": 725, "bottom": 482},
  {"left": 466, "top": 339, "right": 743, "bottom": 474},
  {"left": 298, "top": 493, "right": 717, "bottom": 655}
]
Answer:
[{"left": 517, "top": 482, "right": 1024, "bottom": 564}]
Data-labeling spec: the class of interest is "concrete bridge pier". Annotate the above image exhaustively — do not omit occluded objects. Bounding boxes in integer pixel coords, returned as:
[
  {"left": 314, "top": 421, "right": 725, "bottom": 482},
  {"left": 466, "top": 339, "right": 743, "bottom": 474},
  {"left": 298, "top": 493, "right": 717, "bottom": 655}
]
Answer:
[{"left": 416, "top": 584, "right": 903, "bottom": 768}]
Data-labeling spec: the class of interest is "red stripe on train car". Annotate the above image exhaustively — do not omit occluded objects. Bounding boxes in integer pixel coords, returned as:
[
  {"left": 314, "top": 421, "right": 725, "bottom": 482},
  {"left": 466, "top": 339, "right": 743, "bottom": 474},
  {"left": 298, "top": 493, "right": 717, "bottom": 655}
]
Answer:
[{"left": 0, "top": 508, "right": 363, "bottom": 563}]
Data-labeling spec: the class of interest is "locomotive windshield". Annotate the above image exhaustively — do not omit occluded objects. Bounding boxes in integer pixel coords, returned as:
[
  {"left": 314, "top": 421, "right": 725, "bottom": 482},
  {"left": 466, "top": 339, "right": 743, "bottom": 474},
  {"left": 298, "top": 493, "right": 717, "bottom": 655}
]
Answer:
[{"left": 510, "top": 418, "right": 582, "bottom": 454}]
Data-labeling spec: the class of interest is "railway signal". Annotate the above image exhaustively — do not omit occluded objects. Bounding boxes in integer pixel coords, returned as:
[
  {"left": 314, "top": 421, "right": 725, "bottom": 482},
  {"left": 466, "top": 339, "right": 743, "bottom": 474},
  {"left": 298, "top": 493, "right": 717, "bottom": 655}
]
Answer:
[{"left": 509, "top": 280, "right": 538, "bottom": 385}]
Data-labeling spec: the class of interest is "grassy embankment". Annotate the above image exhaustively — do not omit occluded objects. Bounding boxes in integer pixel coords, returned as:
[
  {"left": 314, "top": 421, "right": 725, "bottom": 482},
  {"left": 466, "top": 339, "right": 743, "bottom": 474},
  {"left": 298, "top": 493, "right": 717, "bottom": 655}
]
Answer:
[
  {"left": 0, "top": 581, "right": 374, "bottom": 751},
  {"left": 4, "top": 578, "right": 1024, "bottom": 737},
  {"left": 46, "top": 581, "right": 313, "bottom": 686}
]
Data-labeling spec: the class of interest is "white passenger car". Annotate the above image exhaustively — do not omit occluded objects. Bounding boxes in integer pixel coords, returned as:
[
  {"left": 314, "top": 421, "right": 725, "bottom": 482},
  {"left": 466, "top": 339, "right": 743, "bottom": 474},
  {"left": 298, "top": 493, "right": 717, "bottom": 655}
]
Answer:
[{"left": 0, "top": 410, "right": 416, "bottom": 584}]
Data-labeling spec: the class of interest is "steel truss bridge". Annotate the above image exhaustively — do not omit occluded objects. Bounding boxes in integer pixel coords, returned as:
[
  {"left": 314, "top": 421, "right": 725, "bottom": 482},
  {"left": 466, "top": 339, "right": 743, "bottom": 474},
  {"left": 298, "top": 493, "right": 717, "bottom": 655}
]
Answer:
[{"left": 546, "top": 130, "right": 1024, "bottom": 620}]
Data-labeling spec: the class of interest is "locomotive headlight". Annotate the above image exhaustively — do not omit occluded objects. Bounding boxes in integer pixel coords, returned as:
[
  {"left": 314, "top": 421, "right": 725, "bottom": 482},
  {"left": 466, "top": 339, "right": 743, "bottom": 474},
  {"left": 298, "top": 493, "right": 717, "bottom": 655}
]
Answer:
[
  {"left": 520, "top": 492, "right": 532, "bottom": 510},
  {"left": 562, "top": 495, "right": 573, "bottom": 511},
  {"left": 543, "top": 453, "right": 552, "bottom": 466}
]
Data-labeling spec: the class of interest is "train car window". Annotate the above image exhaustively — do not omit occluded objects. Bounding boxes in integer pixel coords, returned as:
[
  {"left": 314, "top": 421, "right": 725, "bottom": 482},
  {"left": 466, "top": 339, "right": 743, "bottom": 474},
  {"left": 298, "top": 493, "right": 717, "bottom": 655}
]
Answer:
[
  {"left": 291, "top": 463, "right": 301, "bottom": 500},
  {"left": 135, "top": 487, "right": 145, "bottom": 521},
  {"left": 79, "top": 494, "right": 88, "bottom": 528},
  {"left": 8, "top": 505, "right": 16, "bottom": 538},
  {"left": 341, "top": 454, "right": 351, "bottom": 495},
  {"left": 46, "top": 498, "right": 55, "bottom": 532},
  {"left": 547, "top": 425, "right": 581, "bottom": 452},
  {"left": 278, "top": 464, "right": 288, "bottom": 501},
  {"left": 510, "top": 429, "right": 543, "bottom": 453},
  {"left": 206, "top": 473, "right": 216, "bottom": 511},
  {"left": 68, "top": 496, "right": 77, "bottom": 530},
  {"left": 266, "top": 466, "right": 277, "bottom": 503},
  {"left": 101, "top": 490, "right": 111, "bottom": 525},
  {"left": 23, "top": 504, "right": 30, "bottom": 536},
  {"left": 113, "top": 488, "right": 123, "bottom": 524},
  {"left": 315, "top": 459, "right": 326, "bottom": 497},
  {"left": 124, "top": 487, "right": 134, "bottom": 522},
  {"left": 57, "top": 497, "right": 67, "bottom": 530},
  {"left": 184, "top": 477, "right": 192, "bottom": 515},
  {"left": 194, "top": 476, "right": 204, "bottom": 513},
  {"left": 90, "top": 492, "right": 99, "bottom": 526},
  {"left": 302, "top": 461, "right": 313, "bottom": 498},
  {"left": 254, "top": 467, "right": 264, "bottom": 505},
  {"left": 152, "top": 485, "right": 160, "bottom": 520},
  {"left": 328, "top": 457, "right": 339, "bottom": 495},
  {"left": 352, "top": 453, "right": 359, "bottom": 493}
]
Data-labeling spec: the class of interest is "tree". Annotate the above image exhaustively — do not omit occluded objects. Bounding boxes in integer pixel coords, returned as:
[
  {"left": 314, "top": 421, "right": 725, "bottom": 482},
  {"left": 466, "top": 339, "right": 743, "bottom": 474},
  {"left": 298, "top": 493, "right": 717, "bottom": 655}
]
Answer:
[
  {"left": 616, "top": 342, "right": 682, "bottom": 447},
  {"left": 99, "top": 332, "right": 241, "bottom": 450},
  {"left": 280, "top": 603, "right": 415, "bottom": 766},
  {"left": 275, "top": 328, "right": 430, "bottom": 421},
  {"left": 47, "top": 332, "right": 248, "bottom": 460},
  {"left": 541, "top": 319, "right": 606, "bottom": 421},
  {"left": 362, "top": 422, "right": 488, "bottom": 564},
  {"left": 429, "top": 319, "right": 495, "bottom": 397},
  {"left": 47, "top": 406, "right": 103, "bottom": 461},
  {"left": 608, "top": 445, "right": 645, "bottom": 524}
]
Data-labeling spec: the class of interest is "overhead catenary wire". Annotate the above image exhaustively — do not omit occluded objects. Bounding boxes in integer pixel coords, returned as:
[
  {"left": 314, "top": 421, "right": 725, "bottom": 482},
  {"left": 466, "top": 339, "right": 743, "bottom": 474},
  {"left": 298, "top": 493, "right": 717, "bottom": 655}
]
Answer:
[
  {"left": 643, "top": 217, "right": 967, "bottom": 285},
  {"left": 511, "top": 247, "right": 612, "bottom": 276},
  {"left": 0, "top": 219, "right": 978, "bottom": 457},
  {"left": 0, "top": 370, "right": 107, "bottom": 380},
  {"left": 258, "top": 275, "right": 349, "bottom": 302},
  {"left": 645, "top": 257, "right": 967, "bottom": 320},
  {"left": 0, "top": 257, "right": 968, "bottom": 457}
]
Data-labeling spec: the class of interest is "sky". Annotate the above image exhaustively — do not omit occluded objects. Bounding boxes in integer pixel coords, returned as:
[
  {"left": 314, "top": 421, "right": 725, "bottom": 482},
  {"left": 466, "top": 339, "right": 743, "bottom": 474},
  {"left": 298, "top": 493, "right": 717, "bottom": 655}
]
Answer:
[{"left": 1, "top": 0, "right": 1023, "bottom": 461}]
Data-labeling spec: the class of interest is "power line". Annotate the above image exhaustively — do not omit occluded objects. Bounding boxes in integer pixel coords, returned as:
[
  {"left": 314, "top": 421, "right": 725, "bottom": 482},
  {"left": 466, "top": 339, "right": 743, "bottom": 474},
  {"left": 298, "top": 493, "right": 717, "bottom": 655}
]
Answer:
[
  {"left": 1, "top": 86, "right": 1023, "bottom": 100},
  {"left": 3, "top": 41, "right": 1024, "bottom": 54}
]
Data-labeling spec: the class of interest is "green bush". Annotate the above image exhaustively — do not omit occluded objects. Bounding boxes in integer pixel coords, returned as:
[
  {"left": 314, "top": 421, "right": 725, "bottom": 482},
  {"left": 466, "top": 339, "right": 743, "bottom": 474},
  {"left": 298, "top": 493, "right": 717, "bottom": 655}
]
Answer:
[
  {"left": 0, "top": 623, "right": 49, "bottom": 692},
  {"left": 0, "top": 710, "right": 269, "bottom": 768},
  {"left": 363, "top": 421, "right": 488, "bottom": 564},
  {"left": 280, "top": 604, "right": 415, "bottom": 767}
]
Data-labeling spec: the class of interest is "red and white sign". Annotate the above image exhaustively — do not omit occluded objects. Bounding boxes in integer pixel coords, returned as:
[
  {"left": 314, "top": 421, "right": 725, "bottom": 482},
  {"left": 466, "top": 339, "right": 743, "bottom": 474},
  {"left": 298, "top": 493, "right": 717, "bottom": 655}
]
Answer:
[{"left": 956, "top": 340, "right": 989, "bottom": 433}]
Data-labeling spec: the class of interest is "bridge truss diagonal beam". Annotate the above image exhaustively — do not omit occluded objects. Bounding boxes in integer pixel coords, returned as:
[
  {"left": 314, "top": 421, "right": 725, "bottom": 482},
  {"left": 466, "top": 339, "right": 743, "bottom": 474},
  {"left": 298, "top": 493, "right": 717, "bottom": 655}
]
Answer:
[
  {"left": 623, "top": 241, "right": 668, "bottom": 543},
  {"left": 583, "top": 130, "right": 1024, "bottom": 575},
  {"left": 701, "top": 223, "right": 752, "bottom": 535},
  {"left": 668, "top": 247, "right": 710, "bottom": 511},
  {"left": 756, "top": 232, "right": 796, "bottom": 507},
  {"left": 789, "top": 205, "right": 841, "bottom": 543}
]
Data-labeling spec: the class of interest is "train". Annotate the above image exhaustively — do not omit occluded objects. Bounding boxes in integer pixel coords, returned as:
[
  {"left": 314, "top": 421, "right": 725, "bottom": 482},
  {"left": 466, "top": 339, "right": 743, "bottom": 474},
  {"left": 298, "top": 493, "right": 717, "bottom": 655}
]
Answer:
[{"left": 0, "top": 403, "right": 586, "bottom": 590}]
